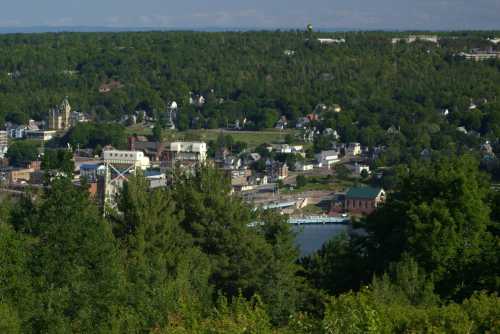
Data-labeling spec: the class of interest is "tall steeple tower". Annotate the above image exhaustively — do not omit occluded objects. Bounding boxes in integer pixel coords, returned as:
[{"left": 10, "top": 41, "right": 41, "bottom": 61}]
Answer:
[{"left": 60, "top": 96, "right": 71, "bottom": 129}]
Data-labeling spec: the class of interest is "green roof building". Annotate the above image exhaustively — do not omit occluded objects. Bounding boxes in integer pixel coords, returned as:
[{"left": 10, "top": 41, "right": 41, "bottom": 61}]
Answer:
[{"left": 345, "top": 186, "right": 385, "bottom": 214}]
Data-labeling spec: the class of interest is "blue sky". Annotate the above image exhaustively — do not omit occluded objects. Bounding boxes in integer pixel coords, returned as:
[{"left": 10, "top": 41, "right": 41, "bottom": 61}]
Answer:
[{"left": 1, "top": 0, "right": 499, "bottom": 30}]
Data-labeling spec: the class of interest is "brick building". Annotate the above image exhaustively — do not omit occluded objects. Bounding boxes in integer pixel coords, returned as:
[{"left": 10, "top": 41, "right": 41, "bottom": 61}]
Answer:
[{"left": 345, "top": 187, "right": 385, "bottom": 215}]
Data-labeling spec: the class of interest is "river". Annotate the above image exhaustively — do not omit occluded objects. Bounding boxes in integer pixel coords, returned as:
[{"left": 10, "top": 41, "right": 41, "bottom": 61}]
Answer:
[{"left": 292, "top": 224, "right": 350, "bottom": 257}]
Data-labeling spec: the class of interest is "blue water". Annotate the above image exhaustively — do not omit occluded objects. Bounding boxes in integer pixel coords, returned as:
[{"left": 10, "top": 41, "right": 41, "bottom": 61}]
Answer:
[{"left": 292, "top": 224, "right": 349, "bottom": 257}]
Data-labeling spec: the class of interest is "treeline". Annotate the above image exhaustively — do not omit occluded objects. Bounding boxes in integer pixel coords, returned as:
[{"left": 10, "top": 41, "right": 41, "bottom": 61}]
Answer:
[{"left": 0, "top": 156, "right": 499, "bottom": 332}]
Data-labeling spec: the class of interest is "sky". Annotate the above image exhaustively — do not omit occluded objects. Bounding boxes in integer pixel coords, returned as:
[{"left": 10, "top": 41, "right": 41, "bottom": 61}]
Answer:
[{"left": 0, "top": 0, "right": 499, "bottom": 31}]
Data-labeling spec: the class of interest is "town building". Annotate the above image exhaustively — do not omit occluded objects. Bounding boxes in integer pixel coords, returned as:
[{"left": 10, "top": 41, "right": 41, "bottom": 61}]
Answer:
[
  {"left": 79, "top": 163, "right": 105, "bottom": 182},
  {"left": 144, "top": 170, "right": 167, "bottom": 188},
  {"left": 271, "top": 144, "right": 304, "bottom": 155},
  {"left": 458, "top": 50, "right": 500, "bottom": 61},
  {"left": 275, "top": 116, "right": 288, "bottom": 130},
  {"left": 354, "top": 163, "right": 370, "bottom": 176},
  {"left": 128, "top": 135, "right": 166, "bottom": 162},
  {"left": 25, "top": 130, "right": 57, "bottom": 142},
  {"left": 103, "top": 150, "right": 150, "bottom": 171},
  {"left": 391, "top": 35, "right": 438, "bottom": 44},
  {"left": 317, "top": 38, "right": 346, "bottom": 44},
  {"left": 8, "top": 125, "right": 27, "bottom": 139},
  {"left": 315, "top": 150, "right": 339, "bottom": 168},
  {"left": 0, "top": 131, "right": 8, "bottom": 158},
  {"left": 168, "top": 142, "right": 207, "bottom": 163},
  {"left": 48, "top": 97, "right": 72, "bottom": 130},
  {"left": 346, "top": 143, "right": 362, "bottom": 156},
  {"left": 69, "top": 111, "right": 89, "bottom": 126},
  {"left": 101, "top": 149, "right": 151, "bottom": 208},
  {"left": 294, "top": 161, "right": 314, "bottom": 171},
  {"left": 8, "top": 168, "right": 35, "bottom": 184},
  {"left": 224, "top": 156, "right": 242, "bottom": 170},
  {"left": 345, "top": 187, "right": 385, "bottom": 215},
  {"left": 267, "top": 161, "right": 288, "bottom": 182}
]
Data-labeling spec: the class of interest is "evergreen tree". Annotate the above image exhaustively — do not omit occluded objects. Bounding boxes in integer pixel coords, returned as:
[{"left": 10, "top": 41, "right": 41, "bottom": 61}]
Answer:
[
  {"left": 112, "top": 175, "right": 212, "bottom": 330},
  {"left": 28, "top": 178, "right": 127, "bottom": 332}
]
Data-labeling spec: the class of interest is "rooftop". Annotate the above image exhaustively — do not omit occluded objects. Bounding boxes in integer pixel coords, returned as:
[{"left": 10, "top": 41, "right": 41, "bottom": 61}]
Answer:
[{"left": 346, "top": 187, "right": 383, "bottom": 199}]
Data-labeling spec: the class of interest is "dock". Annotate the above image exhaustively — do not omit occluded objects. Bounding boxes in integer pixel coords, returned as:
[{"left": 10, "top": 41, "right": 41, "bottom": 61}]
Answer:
[{"left": 288, "top": 216, "right": 350, "bottom": 225}]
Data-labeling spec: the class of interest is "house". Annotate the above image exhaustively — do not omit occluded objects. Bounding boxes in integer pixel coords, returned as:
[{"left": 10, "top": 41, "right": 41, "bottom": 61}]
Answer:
[
  {"left": 294, "top": 161, "right": 314, "bottom": 171},
  {"left": 295, "top": 117, "right": 310, "bottom": 129},
  {"left": 189, "top": 94, "right": 206, "bottom": 107},
  {"left": 70, "top": 111, "right": 89, "bottom": 126},
  {"left": 215, "top": 147, "right": 231, "bottom": 163},
  {"left": 323, "top": 128, "right": 340, "bottom": 140},
  {"left": 315, "top": 150, "right": 339, "bottom": 168},
  {"left": 275, "top": 116, "right": 288, "bottom": 130},
  {"left": 346, "top": 143, "right": 362, "bottom": 156},
  {"left": 267, "top": 161, "right": 288, "bottom": 182},
  {"left": 99, "top": 80, "right": 123, "bottom": 93},
  {"left": 354, "top": 163, "right": 370, "bottom": 176},
  {"left": 224, "top": 156, "right": 242, "bottom": 170},
  {"left": 128, "top": 135, "right": 166, "bottom": 162},
  {"left": 249, "top": 153, "right": 261, "bottom": 162},
  {"left": 386, "top": 126, "right": 400, "bottom": 135},
  {"left": 306, "top": 113, "right": 320, "bottom": 122},
  {"left": 345, "top": 187, "right": 386, "bottom": 215},
  {"left": 271, "top": 144, "right": 304, "bottom": 156}
]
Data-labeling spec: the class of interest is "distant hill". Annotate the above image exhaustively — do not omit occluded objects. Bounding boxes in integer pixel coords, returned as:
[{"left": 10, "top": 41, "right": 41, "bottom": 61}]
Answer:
[{"left": 0, "top": 26, "right": 354, "bottom": 34}]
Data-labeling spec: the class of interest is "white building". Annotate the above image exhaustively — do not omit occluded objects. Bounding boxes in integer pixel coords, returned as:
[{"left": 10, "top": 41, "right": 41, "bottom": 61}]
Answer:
[
  {"left": 8, "top": 126, "right": 27, "bottom": 139},
  {"left": 318, "top": 38, "right": 346, "bottom": 44},
  {"left": 354, "top": 163, "right": 370, "bottom": 176},
  {"left": 295, "top": 161, "right": 314, "bottom": 171},
  {"left": 169, "top": 142, "right": 207, "bottom": 162},
  {"left": 347, "top": 143, "right": 362, "bottom": 156},
  {"left": 271, "top": 144, "right": 304, "bottom": 155},
  {"left": 0, "top": 130, "right": 8, "bottom": 158},
  {"left": 103, "top": 150, "right": 150, "bottom": 170},
  {"left": 392, "top": 35, "right": 438, "bottom": 44},
  {"left": 315, "top": 150, "right": 339, "bottom": 168},
  {"left": 458, "top": 51, "right": 500, "bottom": 61}
]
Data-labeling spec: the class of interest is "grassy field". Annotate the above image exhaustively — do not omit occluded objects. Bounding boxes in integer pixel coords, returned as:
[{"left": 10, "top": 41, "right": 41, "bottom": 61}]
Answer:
[{"left": 126, "top": 125, "right": 297, "bottom": 148}]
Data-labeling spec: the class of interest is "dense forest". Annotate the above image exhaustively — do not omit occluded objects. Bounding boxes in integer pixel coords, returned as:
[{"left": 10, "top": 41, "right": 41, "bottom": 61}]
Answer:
[
  {"left": 0, "top": 158, "right": 499, "bottom": 333},
  {"left": 1, "top": 30, "right": 500, "bottom": 172}
]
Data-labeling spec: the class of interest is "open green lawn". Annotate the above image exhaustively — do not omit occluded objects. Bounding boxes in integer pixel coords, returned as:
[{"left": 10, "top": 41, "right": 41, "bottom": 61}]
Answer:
[
  {"left": 126, "top": 125, "right": 298, "bottom": 148},
  {"left": 181, "top": 129, "right": 295, "bottom": 147}
]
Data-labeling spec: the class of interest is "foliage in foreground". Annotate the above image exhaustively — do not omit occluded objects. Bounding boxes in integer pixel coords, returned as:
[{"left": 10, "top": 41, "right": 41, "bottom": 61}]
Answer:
[{"left": 0, "top": 161, "right": 499, "bottom": 332}]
